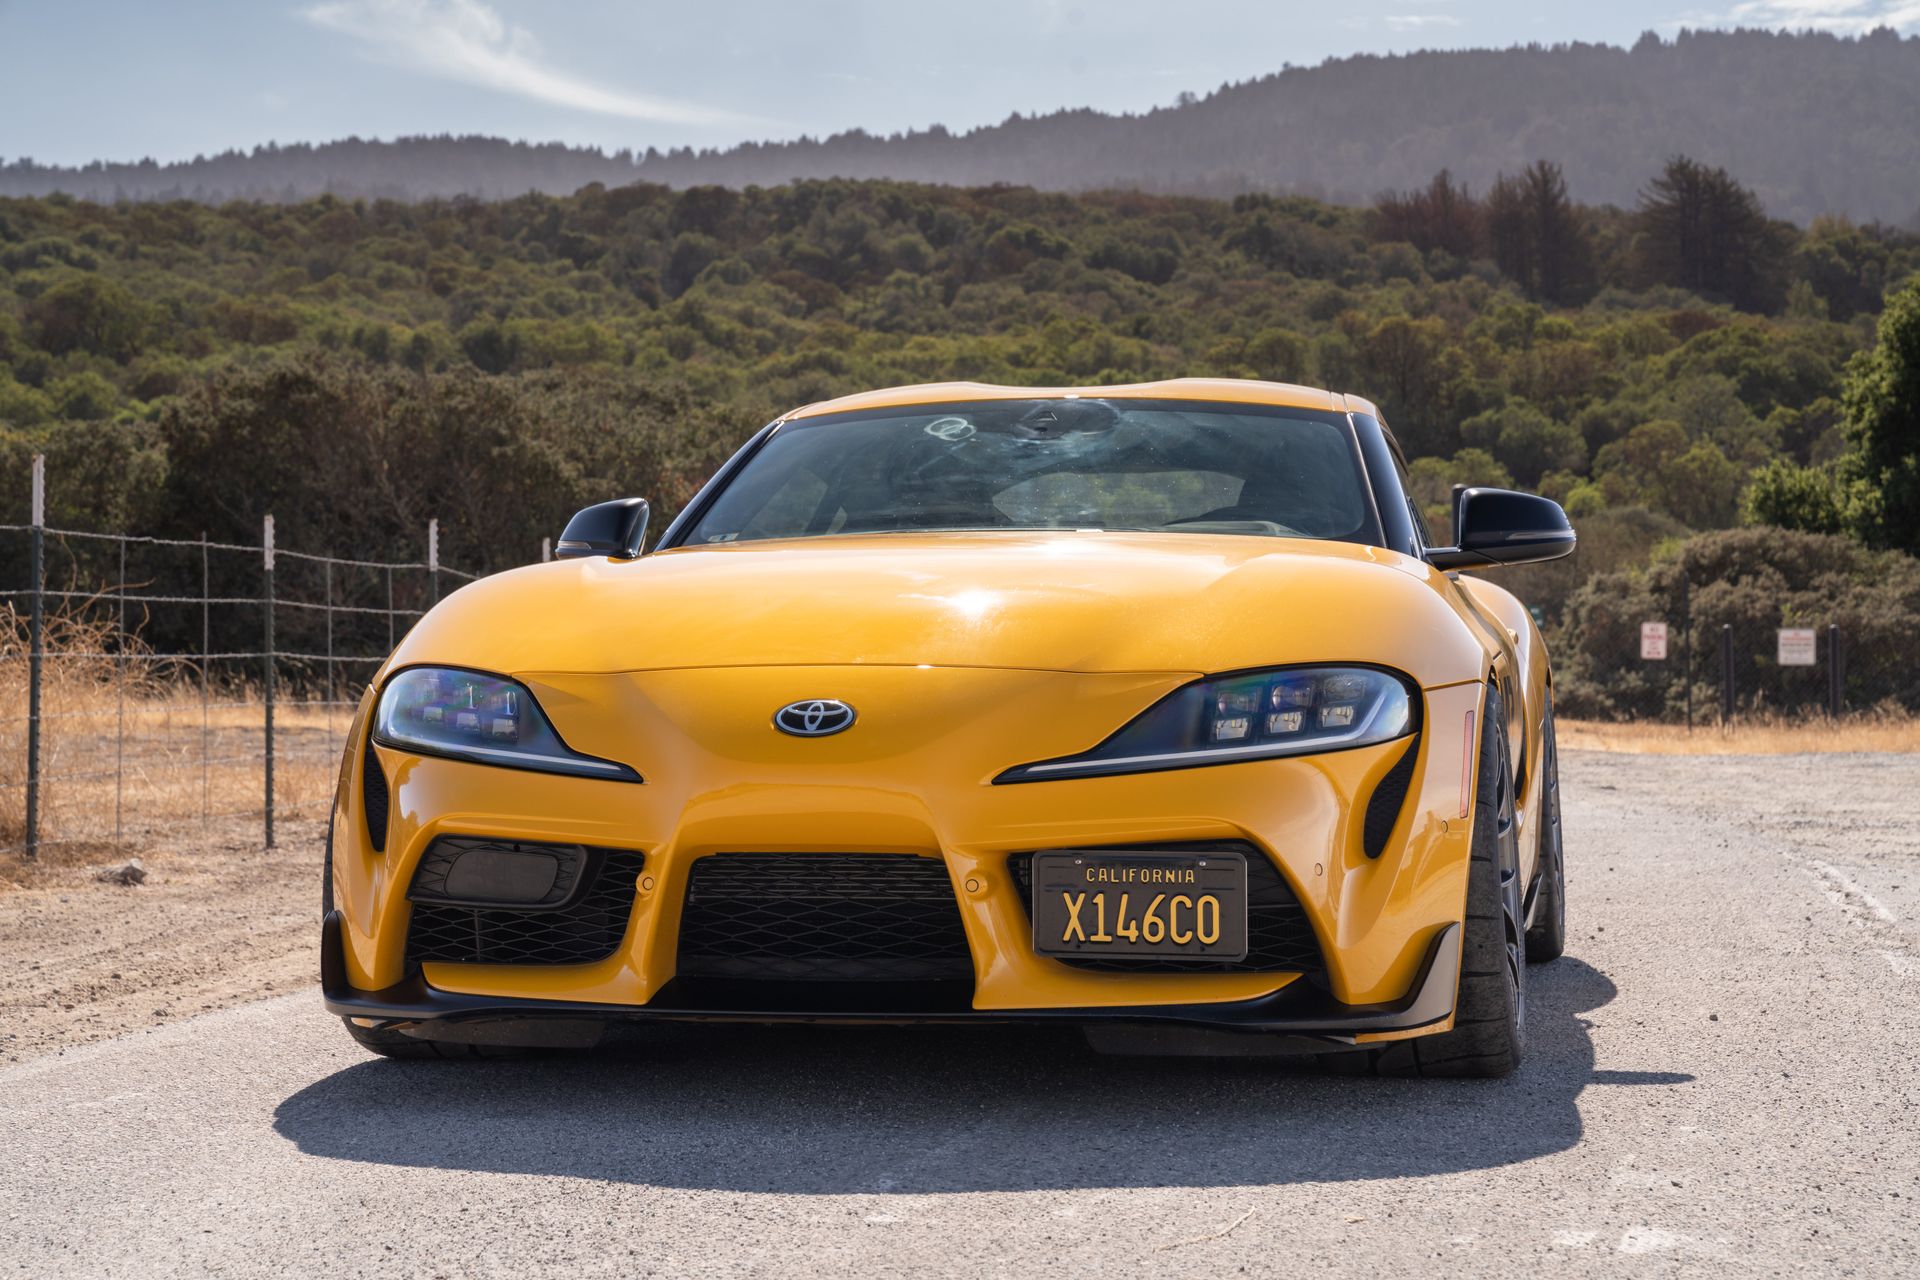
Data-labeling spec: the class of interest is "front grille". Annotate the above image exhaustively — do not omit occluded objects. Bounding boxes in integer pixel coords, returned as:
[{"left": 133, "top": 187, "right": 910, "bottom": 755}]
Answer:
[
  {"left": 676, "top": 853, "right": 973, "bottom": 982},
  {"left": 1009, "top": 842, "right": 1325, "bottom": 975},
  {"left": 404, "top": 842, "right": 645, "bottom": 967}
]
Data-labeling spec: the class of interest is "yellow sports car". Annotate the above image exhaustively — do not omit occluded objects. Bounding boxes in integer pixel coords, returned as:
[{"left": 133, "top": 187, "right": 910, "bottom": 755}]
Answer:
[{"left": 322, "top": 379, "right": 1573, "bottom": 1076}]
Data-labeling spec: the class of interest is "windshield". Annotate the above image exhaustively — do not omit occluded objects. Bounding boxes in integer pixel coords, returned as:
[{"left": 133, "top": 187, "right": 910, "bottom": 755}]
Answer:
[{"left": 683, "top": 399, "right": 1377, "bottom": 547}]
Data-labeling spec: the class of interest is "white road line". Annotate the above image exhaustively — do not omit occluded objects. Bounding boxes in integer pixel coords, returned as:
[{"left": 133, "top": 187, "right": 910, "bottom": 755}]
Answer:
[
  {"left": 1803, "top": 858, "right": 1898, "bottom": 924},
  {"left": 1783, "top": 854, "right": 1913, "bottom": 976}
]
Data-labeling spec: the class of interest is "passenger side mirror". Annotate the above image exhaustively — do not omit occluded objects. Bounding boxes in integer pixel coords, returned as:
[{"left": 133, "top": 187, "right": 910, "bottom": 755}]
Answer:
[
  {"left": 1426, "top": 487, "right": 1575, "bottom": 570},
  {"left": 556, "top": 497, "right": 650, "bottom": 560}
]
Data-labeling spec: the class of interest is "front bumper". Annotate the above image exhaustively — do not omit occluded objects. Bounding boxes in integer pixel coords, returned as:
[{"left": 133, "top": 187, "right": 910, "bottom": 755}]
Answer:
[
  {"left": 321, "top": 911, "right": 1459, "bottom": 1048},
  {"left": 329, "top": 667, "right": 1484, "bottom": 1023}
]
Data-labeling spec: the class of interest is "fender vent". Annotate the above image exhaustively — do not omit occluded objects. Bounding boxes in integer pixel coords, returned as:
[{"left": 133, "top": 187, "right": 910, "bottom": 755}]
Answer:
[
  {"left": 1362, "top": 736, "right": 1420, "bottom": 860},
  {"left": 361, "top": 738, "right": 389, "bottom": 853}
]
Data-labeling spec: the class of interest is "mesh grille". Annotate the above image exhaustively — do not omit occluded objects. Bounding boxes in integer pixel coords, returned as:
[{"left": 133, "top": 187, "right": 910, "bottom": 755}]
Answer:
[
  {"left": 1009, "top": 843, "right": 1324, "bottom": 975},
  {"left": 676, "top": 853, "right": 972, "bottom": 982},
  {"left": 361, "top": 740, "right": 389, "bottom": 853},
  {"left": 1363, "top": 736, "right": 1420, "bottom": 860},
  {"left": 405, "top": 843, "right": 644, "bottom": 967}
]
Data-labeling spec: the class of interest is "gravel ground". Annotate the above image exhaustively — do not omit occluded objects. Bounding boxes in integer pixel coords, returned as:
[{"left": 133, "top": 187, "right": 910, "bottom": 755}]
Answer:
[
  {"left": 0, "top": 818, "right": 324, "bottom": 1066},
  {"left": 0, "top": 751, "right": 1915, "bottom": 1278}
]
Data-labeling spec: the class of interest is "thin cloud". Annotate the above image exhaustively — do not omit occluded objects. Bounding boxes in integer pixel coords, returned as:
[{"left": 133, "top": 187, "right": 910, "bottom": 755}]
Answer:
[
  {"left": 1673, "top": 0, "right": 1920, "bottom": 31},
  {"left": 300, "top": 0, "right": 750, "bottom": 125},
  {"left": 1383, "top": 14, "right": 1464, "bottom": 30}
]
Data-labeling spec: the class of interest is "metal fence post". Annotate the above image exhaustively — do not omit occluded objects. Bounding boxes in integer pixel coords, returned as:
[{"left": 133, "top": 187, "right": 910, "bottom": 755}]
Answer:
[
  {"left": 1719, "top": 624, "right": 1735, "bottom": 728},
  {"left": 1828, "top": 624, "right": 1844, "bottom": 719},
  {"left": 324, "top": 558, "right": 335, "bottom": 738},
  {"left": 24, "top": 455, "right": 45, "bottom": 861},
  {"left": 427, "top": 519, "right": 439, "bottom": 604},
  {"left": 541, "top": 535, "right": 551, "bottom": 563},
  {"left": 115, "top": 536, "right": 126, "bottom": 848},
  {"left": 200, "top": 534, "right": 210, "bottom": 832},
  {"left": 263, "top": 514, "right": 276, "bottom": 850},
  {"left": 1680, "top": 573, "right": 1693, "bottom": 732}
]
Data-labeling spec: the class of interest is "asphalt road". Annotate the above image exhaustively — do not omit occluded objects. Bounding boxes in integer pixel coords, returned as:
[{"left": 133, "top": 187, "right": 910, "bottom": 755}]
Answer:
[{"left": 2, "top": 751, "right": 1916, "bottom": 1278}]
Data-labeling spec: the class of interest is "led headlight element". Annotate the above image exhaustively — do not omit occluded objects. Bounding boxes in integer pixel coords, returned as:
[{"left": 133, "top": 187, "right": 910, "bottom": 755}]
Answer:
[
  {"left": 372, "top": 667, "right": 642, "bottom": 782},
  {"left": 996, "top": 666, "right": 1416, "bottom": 782}
]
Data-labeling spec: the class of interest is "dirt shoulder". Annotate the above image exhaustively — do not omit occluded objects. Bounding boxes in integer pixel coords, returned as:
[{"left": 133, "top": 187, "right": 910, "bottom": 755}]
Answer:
[{"left": 0, "top": 818, "right": 322, "bottom": 1066}]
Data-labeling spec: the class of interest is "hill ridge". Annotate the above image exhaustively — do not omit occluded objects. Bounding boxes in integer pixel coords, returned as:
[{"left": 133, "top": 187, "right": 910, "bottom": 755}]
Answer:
[{"left": 4, "top": 29, "right": 1918, "bottom": 224}]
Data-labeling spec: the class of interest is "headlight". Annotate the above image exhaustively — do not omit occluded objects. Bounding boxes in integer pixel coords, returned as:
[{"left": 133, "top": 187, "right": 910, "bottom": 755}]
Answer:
[
  {"left": 995, "top": 666, "right": 1416, "bottom": 783},
  {"left": 371, "top": 667, "right": 642, "bottom": 782}
]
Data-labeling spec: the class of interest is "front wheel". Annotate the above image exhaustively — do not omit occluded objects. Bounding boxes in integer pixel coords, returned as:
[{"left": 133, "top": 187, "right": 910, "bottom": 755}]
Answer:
[{"left": 1370, "top": 683, "right": 1527, "bottom": 1078}]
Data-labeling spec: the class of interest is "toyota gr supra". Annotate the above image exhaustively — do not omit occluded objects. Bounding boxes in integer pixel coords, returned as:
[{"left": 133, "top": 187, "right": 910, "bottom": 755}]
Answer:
[{"left": 321, "top": 378, "right": 1574, "bottom": 1077}]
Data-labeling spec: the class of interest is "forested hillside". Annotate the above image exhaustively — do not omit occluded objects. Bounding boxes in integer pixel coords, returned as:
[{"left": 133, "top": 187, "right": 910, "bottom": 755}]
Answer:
[
  {"left": 5, "top": 30, "right": 1918, "bottom": 225},
  {"left": 2, "top": 166, "right": 1917, "bottom": 638}
]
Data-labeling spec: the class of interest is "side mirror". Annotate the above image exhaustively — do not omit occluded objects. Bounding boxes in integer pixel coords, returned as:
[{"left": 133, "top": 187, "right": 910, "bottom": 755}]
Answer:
[
  {"left": 556, "top": 498, "right": 650, "bottom": 561},
  {"left": 1426, "top": 487, "right": 1575, "bottom": 570}
]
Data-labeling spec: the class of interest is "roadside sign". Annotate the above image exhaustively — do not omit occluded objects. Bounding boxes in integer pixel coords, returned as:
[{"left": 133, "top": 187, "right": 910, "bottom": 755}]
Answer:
[
  {"left": 1640, "top": 621, "right": 1668, "bottom": 660},
  {"left": 1778, "top": 628, "right": 1817, "bottom": 666}
]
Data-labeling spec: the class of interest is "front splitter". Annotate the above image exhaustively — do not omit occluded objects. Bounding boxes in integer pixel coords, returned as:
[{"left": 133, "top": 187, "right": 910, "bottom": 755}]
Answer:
[{"left": 320, "top": 911, "right": 1458, "bottom": 1047}]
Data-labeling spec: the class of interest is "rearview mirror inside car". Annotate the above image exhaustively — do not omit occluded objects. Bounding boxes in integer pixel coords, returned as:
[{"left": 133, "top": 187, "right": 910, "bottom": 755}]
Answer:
[
  {"left": 555, "top": 497, "right": 650, "bottom": 560},
  {"left": 1426, "top": 487, "right": 1575, "bottom": 570}
]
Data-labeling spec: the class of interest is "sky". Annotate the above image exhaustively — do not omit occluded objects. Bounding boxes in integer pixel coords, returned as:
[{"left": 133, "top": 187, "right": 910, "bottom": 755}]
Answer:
[{"left": 3, "top": 0, "right": 1918, "bottom": 166}]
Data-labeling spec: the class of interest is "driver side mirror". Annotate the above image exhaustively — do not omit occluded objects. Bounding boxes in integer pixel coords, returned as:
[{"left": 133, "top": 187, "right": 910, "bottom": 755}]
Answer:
[
  {"left": 556, "top": 497, "right": 650, "bottom": 560},
  {"left": 1426, "top": 487, "right": 1575, "bottom": 570}
]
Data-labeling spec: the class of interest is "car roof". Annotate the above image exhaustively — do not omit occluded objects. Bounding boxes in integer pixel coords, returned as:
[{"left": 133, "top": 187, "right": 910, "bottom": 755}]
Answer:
[{"left": 785, "top": 378, "right": 1380, "bottom": 421}]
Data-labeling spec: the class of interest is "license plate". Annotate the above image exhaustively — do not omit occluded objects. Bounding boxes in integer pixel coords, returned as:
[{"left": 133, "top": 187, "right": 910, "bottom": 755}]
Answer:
[{"left": 1030, "top": 850, "right": 1249, "bottom": 961}]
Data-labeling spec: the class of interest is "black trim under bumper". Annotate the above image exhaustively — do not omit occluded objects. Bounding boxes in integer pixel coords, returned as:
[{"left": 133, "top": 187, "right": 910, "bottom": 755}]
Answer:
[{"left": 319, "top": 911, "right": 1459, "bottom": 1048}]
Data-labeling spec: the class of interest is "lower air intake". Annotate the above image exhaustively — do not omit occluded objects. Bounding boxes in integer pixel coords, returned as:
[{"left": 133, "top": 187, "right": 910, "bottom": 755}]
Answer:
[
  {"left": 676, "top": 852, "right": 973, "bottom": 982},
  {"left": 1008, "top": 842, "right": 1325, "bottom": 975},
  {"left": 404, "top": 841, "right": 644, "bottom": 967}
]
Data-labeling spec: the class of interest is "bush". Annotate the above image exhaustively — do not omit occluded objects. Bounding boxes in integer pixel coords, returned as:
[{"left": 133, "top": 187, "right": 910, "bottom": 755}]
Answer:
[
  {"left": 25, "top": 274, "right": 151, "bottom": 359},
  {"left": 1556, "top": 527, "right": 1920, "bottom": 718}
]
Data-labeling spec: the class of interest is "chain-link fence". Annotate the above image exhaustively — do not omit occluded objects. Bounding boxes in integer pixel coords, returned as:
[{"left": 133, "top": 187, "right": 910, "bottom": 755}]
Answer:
[
  {"left": 1545, "top": 556, "right": 1916, "bottom": 725},
  {"left": 1562, "top": 610, "right": 1848, "bottom": 728},
  {"left": 1, "top": 455, "right": 511, "bottom": 859}
]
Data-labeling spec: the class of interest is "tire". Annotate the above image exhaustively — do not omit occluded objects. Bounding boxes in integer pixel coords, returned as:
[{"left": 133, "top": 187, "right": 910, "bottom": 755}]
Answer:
[
  {"left": 1369, "top": 683, "right": 1527, "bottom": 1079},
  {"left": 1525, "top": 694, "right": 1567, "bottom": 963},
  {"left": 341, "top": 1019, "right": 530, "bottom": 1060}
]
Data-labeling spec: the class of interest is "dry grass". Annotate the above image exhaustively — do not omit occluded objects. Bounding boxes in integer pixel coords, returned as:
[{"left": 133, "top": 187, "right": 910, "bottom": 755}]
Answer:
[
  {"left": 2, "top": 602, "right": 353, "bottom": 873},
  {"left": 1561, "top": 709, "right": 1920, "bottom": 755}
]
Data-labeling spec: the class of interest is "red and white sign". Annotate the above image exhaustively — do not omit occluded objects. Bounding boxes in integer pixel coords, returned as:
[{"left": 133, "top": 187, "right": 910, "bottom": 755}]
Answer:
[
  {"left": 1778, "top": 628, "right": 1818, "bottom": 667},
  {"left": 1640, "top": 621, "right": 1668, "bottom": 661}
]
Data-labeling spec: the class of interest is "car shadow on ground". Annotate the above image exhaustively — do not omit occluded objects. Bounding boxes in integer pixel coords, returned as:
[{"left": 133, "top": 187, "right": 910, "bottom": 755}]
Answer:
[{"left": 273, "top": 957, "right": 1688, "bottom": 1192}]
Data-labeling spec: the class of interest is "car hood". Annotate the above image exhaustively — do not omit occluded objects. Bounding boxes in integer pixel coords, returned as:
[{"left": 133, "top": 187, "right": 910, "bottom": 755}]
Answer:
[{"left": 387, "top": 532, "right": 1486, "bottom": 686}]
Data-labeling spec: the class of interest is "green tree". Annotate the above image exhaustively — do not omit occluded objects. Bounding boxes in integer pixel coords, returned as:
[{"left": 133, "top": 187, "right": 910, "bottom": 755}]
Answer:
[
  {"left": 1484, "top": 161, "right": 1594, "bottom": 306},
  {"left": 1744, "top": 458, "right": 1846, "bottom": 535},
  {"left": 1371, "top": 169, "right": 1479, "bottom": 259},
  {"left": 1459, "top": 401, "right": 1587, "bottom": 487},
  {"left": 0, "top": 371, "right": 55, "bottom": 426},
  {"left": 1793, "top": 216, "right": 1893, "bottom": 321},
  {"left": 1837, "top": 276, "right": 1920, "bottom": 554},
  {"left": 25, "top": 274, "right": 151, "bottom": 359},
  {"left": 48, "top": 371, "right": 119, "bottom": 420},
  {"left": 1633, "top": 156, "right": 1787, "bottom": 312},
  {"left": 1352, "top": 315, "right": 1461, "bottom": 457}
]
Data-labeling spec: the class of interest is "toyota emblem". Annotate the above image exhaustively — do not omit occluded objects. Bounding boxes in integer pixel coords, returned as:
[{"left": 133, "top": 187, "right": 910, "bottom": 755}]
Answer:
[{"left": 773, "top": 699, "right": 857, "bottom": 737}]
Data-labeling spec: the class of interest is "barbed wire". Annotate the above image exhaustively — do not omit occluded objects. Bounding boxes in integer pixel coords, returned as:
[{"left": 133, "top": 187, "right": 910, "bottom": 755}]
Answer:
[{"left": 4, "top": 460, "right": 509, "bottom": 859}]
